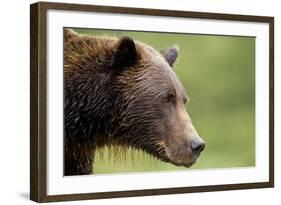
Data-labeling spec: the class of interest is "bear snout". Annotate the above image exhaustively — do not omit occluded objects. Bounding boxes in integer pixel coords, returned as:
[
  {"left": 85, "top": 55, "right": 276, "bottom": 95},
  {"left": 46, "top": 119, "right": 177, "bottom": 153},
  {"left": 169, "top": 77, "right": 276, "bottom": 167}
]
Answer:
[{"left": 190, "top": 137, "right": 205, "bottom": 154}]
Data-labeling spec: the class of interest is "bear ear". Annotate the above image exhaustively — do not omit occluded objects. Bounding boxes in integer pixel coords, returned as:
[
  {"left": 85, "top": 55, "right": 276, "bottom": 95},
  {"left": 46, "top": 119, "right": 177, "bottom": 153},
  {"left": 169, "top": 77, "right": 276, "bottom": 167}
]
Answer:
[
  {"left": 162, "top": 46, "right": 179, "bottom": 67},
  {"left": 114, "top": 36, "right": 138, "bottom": 69},
  {"left": 64, "top": 28, "right": 77, "bottom": 42}
]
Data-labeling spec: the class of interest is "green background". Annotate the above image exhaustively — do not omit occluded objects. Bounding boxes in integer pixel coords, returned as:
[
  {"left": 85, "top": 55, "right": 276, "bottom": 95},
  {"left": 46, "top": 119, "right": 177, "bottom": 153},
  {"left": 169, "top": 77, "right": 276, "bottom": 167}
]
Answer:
[{"left": 73, "top": 28, "right": 255, "bottom": 174}]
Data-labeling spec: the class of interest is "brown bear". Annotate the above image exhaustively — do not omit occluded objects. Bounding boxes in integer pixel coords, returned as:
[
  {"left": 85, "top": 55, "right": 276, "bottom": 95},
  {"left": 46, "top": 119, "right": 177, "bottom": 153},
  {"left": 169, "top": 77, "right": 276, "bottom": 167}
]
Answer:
[{"left": 64, "top": 29, "right": 205, "bottom": 176}]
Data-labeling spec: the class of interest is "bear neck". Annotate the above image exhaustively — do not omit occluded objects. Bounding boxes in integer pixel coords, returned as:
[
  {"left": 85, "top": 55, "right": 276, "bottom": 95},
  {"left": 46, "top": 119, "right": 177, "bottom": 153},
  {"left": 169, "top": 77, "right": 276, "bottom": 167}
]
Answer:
[{"left": 64, "top": 66, "right": 120, "bottom": 147}]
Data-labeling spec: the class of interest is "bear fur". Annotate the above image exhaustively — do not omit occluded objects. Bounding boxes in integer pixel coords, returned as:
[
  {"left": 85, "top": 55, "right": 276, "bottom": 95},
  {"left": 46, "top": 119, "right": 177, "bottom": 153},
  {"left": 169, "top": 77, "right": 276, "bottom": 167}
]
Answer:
[{"left": 64, "top": 29, "right": 204, "bottom": 176}]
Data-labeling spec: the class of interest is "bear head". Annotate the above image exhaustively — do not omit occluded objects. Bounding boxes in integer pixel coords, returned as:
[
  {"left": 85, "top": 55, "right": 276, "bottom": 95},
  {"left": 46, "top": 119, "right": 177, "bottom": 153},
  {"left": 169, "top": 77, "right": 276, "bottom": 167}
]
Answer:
[{"left": 110, "top": 36, "right": 205, "bottom": 167}]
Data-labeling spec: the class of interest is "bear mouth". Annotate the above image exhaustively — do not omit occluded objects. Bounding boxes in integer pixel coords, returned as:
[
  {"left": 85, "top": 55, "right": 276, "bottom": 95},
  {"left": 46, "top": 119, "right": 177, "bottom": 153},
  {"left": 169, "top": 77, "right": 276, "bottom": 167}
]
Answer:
[
  {"left": 162, "top": 151, "right": 200, "bottom": 168},
  {"left": 139, "top": 144, "right": 200, "bottom": 168},
  {"left": 171, "top": 160, "right": 196, "bottom": 168}
]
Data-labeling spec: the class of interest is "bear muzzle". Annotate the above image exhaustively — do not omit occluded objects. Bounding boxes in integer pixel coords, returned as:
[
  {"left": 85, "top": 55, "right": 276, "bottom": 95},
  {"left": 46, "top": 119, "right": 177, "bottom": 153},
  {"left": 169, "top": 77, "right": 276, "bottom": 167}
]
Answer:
[{"left": 163, "top": 134, "right": 205, "bottom": 168}]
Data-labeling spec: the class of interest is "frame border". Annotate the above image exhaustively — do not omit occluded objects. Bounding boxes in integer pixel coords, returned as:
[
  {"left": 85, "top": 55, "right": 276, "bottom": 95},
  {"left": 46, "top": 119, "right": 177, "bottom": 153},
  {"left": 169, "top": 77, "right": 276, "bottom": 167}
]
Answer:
[{"left": 30, "top": 1, "right": 274, "bottom": 202}]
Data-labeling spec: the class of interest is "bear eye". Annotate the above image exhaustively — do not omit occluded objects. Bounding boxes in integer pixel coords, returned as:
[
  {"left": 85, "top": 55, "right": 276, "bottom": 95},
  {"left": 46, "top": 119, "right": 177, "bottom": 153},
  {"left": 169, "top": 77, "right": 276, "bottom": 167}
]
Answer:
[{"left": 164, "top": 93, "right": 175, "bottom": 103}]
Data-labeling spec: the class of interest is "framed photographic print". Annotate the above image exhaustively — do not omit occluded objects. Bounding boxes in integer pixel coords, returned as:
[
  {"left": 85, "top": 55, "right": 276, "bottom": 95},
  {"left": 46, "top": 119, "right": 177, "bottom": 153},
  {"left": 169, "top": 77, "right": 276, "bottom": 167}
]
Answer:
[{"left": 30, "top": 1, "right": 274, "bottom": 202}]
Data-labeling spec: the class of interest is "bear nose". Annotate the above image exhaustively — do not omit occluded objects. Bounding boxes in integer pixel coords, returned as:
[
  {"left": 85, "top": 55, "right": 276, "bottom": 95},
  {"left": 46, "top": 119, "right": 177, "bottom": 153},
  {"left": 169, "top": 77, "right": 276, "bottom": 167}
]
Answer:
[{"left": 190, "top": 137, "right": 205, "bottom": 153}]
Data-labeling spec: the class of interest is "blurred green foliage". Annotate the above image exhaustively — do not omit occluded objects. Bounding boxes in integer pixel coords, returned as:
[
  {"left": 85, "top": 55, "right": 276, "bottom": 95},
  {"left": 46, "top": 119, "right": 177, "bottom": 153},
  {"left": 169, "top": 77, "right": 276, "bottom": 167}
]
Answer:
[{"left": 73, "top": 28, "right": 255, "bottom": 174}]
